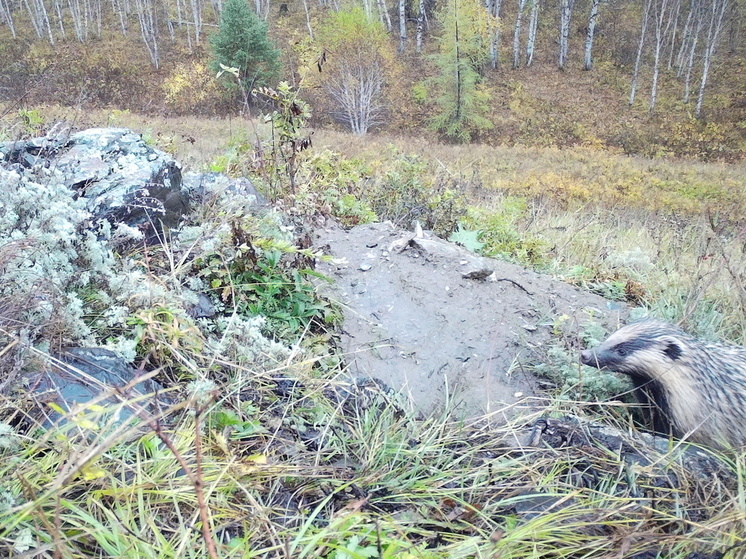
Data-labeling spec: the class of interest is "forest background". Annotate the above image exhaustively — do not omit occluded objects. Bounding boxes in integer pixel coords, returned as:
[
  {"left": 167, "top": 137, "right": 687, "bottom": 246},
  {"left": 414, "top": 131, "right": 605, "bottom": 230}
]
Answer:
[{"left": 0, "top": 0, "right": 743, "bottom": 160}]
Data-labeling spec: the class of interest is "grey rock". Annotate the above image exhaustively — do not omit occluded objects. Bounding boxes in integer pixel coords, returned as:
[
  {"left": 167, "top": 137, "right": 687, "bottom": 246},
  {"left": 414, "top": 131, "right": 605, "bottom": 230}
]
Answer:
[
  {"left": 1, "top": 128, "right": 189, "bottom": 239},
  {"left": 181, "top": 171, "right": 267, "bottom": 208},
  {"left": 25, "top": 347, "right": 171, "bottom": 428}
]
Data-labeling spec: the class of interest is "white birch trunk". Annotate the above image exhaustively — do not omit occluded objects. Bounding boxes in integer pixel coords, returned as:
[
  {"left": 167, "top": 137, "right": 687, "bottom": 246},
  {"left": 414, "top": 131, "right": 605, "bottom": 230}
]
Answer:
[
  {"left": 0, "top": 0, "right": 16, "bottom": 38},
  {"left": 377, "top": 0, "right": 393, "bottom": 32},
  {"left": 666, "top": 0, "right": 681, "bottom": 69},
  {"left": 31, "top": 0, "right": 55, "bottom": 44},
  {"left": 23, "top": 0, "right": 44, "bottom": 38},
  {"left": 682, "top": 21, "right": 700, "bottom": 101},
  {"left": 629, "top": 0, "right": 652, "bottom": 105},
  {"left": 190, "top": 0, "right": 201, "bottom": 43},
  {"left": 674, "top": 0, "right": 696, "bottom": 73},
  {"left": 488, "top": 0, "right": 501, "bottom": 68},
  {"left": 302, "top": 0, "right": 314, "bottom": 39},
  {"left": 525, "top": 0, "right": 539, "bottom": 66},
  {"left": 512, "top": 0, "right": 527, "bottom": 68},
  {"left": 584, "top": 0, "right": 600, "bottom": 70},
  {"left": 399, "top": 0, "right": 406, "bottom": 51},
  {"left": 650, "top": 0, "right": 672, "bottom": 112},
  {"left": 135, "top": 0, "right": 159, "bottom": 68},
  {"left": 53, "top": 0, "right": 65, "bottom": 38},
  {"left": 113, "top": 0, "right": 128, "bottom": 34},
  {"left": 416, "top": 0, "right": 425, "bottom": 51},
  {"left": 696, "top": 0, "right": 729, "bottom": 116},
  {"left": 558, "top": 0, "right": 574, "bottom": 69},
  {"left": 69, "top": 0, "right": 84, "bottom": 41}
]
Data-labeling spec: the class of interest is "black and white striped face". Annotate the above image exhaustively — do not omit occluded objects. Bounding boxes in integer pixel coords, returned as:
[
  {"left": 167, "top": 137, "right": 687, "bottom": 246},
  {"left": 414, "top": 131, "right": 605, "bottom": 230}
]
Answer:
[{"left": 580, "top": 320, "right": 685, "bottom": 377}]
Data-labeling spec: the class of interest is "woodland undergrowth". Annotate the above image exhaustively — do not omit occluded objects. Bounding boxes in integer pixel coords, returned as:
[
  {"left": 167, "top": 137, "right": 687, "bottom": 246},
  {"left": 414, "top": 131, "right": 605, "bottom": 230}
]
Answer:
[{"left": 0, "top": 103, "right": 745, "bottom": 557}]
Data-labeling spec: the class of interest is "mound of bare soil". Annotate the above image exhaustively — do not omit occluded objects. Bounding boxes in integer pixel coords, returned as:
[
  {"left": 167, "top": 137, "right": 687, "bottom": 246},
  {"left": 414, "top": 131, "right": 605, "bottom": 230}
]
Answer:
[{"left": 315, "top": 221, "right": 626, "bottom": 418}]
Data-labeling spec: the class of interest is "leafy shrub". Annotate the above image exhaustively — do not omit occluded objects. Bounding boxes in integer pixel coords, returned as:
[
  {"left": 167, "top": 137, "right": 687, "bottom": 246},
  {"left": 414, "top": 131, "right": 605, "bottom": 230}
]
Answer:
[
  {"left": 461, "top": 198, "right": 549, "bottom": 267},
  {"left": 162, "top": 61, "right": 222, "bottom": 115},
  {"left": 365, "top": 148, "right": 467, "bottom": 237}
]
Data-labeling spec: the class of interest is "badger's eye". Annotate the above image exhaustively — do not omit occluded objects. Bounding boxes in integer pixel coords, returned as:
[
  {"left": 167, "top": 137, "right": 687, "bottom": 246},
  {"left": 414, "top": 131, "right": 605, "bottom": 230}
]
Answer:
[{"left": 614, "top": 342, "right": 631, "bottom": 356}]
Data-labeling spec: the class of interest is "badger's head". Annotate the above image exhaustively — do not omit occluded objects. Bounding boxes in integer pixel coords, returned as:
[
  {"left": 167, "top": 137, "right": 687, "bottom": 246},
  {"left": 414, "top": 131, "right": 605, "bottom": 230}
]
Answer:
[{"left": 580, "top": 320, "right": 686, "bottom": 378}]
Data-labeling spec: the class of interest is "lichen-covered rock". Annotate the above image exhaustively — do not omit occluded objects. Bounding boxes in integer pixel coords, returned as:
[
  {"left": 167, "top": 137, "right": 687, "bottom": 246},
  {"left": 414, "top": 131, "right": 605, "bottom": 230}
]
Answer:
[{"left": 1, "top": 128, "right": 188, "bottom": 237}]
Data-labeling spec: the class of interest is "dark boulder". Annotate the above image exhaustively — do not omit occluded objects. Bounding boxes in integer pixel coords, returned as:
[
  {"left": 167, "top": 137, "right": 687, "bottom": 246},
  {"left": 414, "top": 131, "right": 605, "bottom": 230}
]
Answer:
[
  {"left": 24, "top": 347, "right": 172, "bottom": 428},
  {"left": 1, "top": 128, "right": 188, "bottom": 238}
]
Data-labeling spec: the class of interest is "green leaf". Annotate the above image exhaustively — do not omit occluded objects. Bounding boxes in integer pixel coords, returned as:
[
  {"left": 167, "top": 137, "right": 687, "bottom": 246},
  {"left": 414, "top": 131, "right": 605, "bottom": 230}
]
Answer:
[{"left": 449, "top": 225, "right": 485, "bottom": 252}]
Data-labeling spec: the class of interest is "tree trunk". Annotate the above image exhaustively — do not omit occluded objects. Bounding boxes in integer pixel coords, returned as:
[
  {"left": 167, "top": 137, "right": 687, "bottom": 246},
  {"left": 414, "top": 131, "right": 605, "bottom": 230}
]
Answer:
[
  {"left": 0, "top": 0, "right": 16, "bottom": 38},
  {"left": 650, "top": 0, "right": 672, "bottom": 112},
  {"left": 135, "top": 0, "right": 159, "bottom": 68},
  {"left": 674, "top": 0, "right": 697, "bottom": 74},
  {"left": 666, "top": 0, "right": 681, "bottom": 69},
  {"left": 23, "top": 0, "right": 44, "bottom": 38},
  {"left": 488, "top": 0, "right": 501, "bottom": 68},
  {"left": 696, "top": 0, "right": 729, "bottom": 116},
  {"left": 190, "top": 0, "right": 201, "bottom": 43},
  {"left": 53, "top": 0, "right": 65, "bottom": 38},
  {"left": 558, "top": 0, "right": 574, "bottom": 69},
  {"left": 416, "top": 0, "right": 425, "bottom": 51},
  {"left": 399, "top": 0, "right": 406, "bottom": 51},
  {"left": 526, "top": 0, "right": 539, "bottom": 66},
  {"left": 512, "top": 0, "right": 528, "bottom": 68},
  {"left": 302, "top": 0, "right": 313, "bottom": 39},
  {"left": 629, "top": 0, "right": 652, "bottom": 105},
  {"left": 584, "top": 0, "right": 600, "bottom": 70},
  {"left": 682, "top": 21, "right": 700, "bottom": 102},
  {"left": 377, "top": 0, "right": 393, "bottom": 31}
]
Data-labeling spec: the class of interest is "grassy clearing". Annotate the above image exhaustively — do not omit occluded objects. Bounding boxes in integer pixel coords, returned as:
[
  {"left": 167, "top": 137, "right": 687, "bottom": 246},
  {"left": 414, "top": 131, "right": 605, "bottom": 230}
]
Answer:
[
  {"left": 1, "top": 106, "right": 746, "bottom": 556},
  {"left": 3, "top": 357, "right": 745, "bottom": 557}
]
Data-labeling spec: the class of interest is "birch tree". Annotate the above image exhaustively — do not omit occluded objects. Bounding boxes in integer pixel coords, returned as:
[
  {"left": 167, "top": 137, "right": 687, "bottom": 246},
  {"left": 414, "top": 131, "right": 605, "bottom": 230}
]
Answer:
[
  {"left": 0, "top": 0, "right": 17, "bottom": 38},
  {"left": 24, "top": 0, "right": 55, "bottom": 44},
  {"left": 190, "top": 0, "right": 202, "bottom": 43},
  {"left": 486, "top": 0, "right": 501, "bottom": 68},
  {"left": 376, "top": 0, "right": 392, "bottom": 31},
  {"left": 112, "top": 0, "right": 129, "bottom": 35},
  {"left": 52, "top": 0, "right": 65, "bottom": 38},
  {"left": 512, "top": 0, "right": 528, "bottom": 68},
  {"left": 399, "top": 0, "right": 406, "bottom": 51},
  {"left": 682, "top": 0, "right": 704, "bottom": 102},
  {"left": 525, "top": 0, "right": 539, "bottom": 65},
  {"left": 629, "top": 0, "right": 653, "bottom": 104},
  {"left": 316, "top": 7, "right": 394, "bottom": 133},
  {"left": 584, "top": 0, "right": 601, "bottom": 70},
  {"left": 134, "top": 0, "right": 159, "bottom": 67},
  {"left": 558, "top": 0, "right": 575, "bottom": 69},
  {"left": 649, "top": 0, "right": 673, "bottom": 111},
  {"left": 302, "top": 0, "right": 314, "bottom": 39},
  {"left": 68, "top": 0, "right": 89, "bottom": 41},
  {"left": 416, "top": 0, "right": 425, "bottom": 51},
  {"left": 696, "top": 0, "right": 729, "bottom": 116}
]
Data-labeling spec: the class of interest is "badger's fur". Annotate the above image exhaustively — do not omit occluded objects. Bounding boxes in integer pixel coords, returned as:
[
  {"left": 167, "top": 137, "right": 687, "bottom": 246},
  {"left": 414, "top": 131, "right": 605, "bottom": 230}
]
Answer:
[{"left": 580, "top": 319, "right": 746, "bottom": 449}]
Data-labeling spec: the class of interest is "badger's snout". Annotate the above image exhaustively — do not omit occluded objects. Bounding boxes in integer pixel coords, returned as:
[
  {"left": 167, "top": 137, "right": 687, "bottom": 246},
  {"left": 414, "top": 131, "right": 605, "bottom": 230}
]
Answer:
[{"left": 580, "top": 349, "right": 596, "bottom": 366}]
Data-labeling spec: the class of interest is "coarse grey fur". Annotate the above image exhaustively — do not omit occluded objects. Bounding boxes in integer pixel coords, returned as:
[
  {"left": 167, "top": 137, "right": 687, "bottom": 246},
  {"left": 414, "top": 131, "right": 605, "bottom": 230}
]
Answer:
[{"left": 580, "top": 319, "right": 746, "bottom": 449}]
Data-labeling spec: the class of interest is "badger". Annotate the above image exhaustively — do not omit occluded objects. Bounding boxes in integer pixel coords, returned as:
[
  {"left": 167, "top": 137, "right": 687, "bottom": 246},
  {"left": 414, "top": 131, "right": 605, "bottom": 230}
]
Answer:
[{"left": 580, "top": 319, "right": 746, "bottom": 449}]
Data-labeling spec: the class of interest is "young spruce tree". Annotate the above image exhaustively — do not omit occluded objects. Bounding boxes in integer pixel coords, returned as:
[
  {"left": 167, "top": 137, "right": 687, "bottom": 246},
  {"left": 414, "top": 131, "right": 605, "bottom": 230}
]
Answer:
[
  {"left": 210, "top": 0, "right": 281, "bottom": 93},
  {"left": 427, "top": 0, "right": 493, "bottom": 142}
]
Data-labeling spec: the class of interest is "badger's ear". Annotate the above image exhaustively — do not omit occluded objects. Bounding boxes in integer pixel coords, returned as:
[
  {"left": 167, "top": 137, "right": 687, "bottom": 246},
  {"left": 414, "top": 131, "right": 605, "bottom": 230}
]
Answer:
[{"left": 660, "top": 336, "right": 683, "bottom": 360}]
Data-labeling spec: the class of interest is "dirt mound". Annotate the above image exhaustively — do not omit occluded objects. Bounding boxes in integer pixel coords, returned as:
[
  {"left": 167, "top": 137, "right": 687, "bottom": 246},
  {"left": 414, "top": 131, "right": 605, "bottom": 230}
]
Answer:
[{"left": 315, "top": 222, "right": 626, "bottom": 418}]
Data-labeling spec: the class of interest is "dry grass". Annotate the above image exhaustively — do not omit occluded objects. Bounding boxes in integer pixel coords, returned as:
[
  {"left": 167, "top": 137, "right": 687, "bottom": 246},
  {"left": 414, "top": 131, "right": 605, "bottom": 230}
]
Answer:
[{"left": 1, "top": 107, "right": 746, "bottom": 556}]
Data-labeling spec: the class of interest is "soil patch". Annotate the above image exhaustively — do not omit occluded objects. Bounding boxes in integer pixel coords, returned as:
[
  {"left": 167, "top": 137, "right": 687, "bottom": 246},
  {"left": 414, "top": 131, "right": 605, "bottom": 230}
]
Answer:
[{"left": 315, "top": 222, "right": 626, "bottom": 418}]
